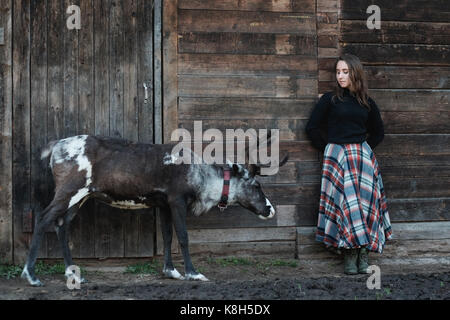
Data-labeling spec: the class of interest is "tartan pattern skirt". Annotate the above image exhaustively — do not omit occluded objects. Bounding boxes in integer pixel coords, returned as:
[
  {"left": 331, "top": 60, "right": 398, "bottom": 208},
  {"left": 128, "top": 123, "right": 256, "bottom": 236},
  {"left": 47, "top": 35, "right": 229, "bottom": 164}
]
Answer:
[{"left": 316, "top": 142, "right": 393, "bottom": 253}]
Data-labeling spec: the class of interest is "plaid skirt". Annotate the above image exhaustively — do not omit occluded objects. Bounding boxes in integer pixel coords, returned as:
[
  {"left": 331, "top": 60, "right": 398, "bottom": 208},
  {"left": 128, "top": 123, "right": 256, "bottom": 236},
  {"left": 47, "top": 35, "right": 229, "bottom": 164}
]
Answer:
[{"left": 316, "top": 142, "right": 393, "bottom": 253}]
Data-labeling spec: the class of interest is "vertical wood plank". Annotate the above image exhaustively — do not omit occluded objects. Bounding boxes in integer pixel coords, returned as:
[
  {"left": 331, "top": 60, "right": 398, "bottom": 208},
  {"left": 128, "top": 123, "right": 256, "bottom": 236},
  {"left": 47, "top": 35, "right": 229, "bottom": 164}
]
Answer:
[
  {"left": 153, "top": 0, "right": 162, "bottom": 145},
  {"left": 93, "top": 0, "right": 113, "bottom": 258},
  {"left": 162, "top": 0, "right": 177, "bottom": 143},
  {"left": 123, "top": 0, "right": 140, "bottom": 257},
  {"left": 93, "top": 0, "right": 110, "bottom": 136},
  {"left": 137, "top": 0, "right": 153, "bottom": 143},
  {"left": 30, "top": 0, "right": 50, "bottom": 257},
  {"left": 77, "top": 0, "right": 96, "bottom": 258},
  {"left": 136, "top": 0, "right": 155, "bottom": 257},
  {"left": 45, "top": 0, "right": 65, "bottom": 258},
  {"left": 109, "top": 0, "right": 124, "bottom": 139},
  {"left": 0, "top": 0, "right": 13, "bottom": 263},
  {"left": 12, "top": 0, "right": 31, "bottom": 263}
]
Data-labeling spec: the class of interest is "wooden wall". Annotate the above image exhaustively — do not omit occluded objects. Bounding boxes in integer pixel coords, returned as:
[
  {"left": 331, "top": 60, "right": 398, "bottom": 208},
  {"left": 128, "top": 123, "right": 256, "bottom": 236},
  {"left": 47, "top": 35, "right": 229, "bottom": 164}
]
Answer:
[
  {"left": 0, "top": 0, "right": 158, "bottom": 264},
  {"left": 163, "top": 0, "right": 320, "bottom": 256},
  {"left": 299, "top": 0, "right": 450, "bottom": 260},
  {"left": 1, "top": 0, "right": 449, "bottom": 264}
]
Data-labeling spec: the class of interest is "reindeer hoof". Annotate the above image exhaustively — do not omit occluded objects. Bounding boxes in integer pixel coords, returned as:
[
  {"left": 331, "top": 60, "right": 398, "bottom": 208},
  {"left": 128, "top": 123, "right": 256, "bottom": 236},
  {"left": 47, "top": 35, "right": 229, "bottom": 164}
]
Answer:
[
  {"left": 21, "top": 267, "right": 44, "bottom": 287},
  {"left": 163, "top": 267, "right": 185, "bottom": 280},
  {"left": 185, "top": 273, "right": 209, "bottom": 281}
]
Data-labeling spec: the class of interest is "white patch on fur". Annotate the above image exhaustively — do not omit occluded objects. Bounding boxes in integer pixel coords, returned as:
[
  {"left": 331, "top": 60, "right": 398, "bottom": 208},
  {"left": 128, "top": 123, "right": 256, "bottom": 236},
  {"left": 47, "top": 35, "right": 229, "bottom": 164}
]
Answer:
[
  {"left": 69, "top": 187, "right": 90, "bottom": 209},
  {"left": 185, "top": 273, "right": 209, "bottom": 281},
  {"left": 163, "top": 153, "right": 178, "bottom": 165},
  {"left": 163, "top": 267, "right": 185, "bottom": 280},
  {"left": 52, "top": 136, "right": 93, "bottom": 209},
  {"left": 259, "top": 198, "right": 276, "bottom": 220},
  {"left": 187, "top": 165, "right": 232, "bottom": 216},
  {"left": 21, "top": 264, "right": 43, "bottom": 287},
  {"left": 110, "top": 200, "right": 150, "bottom": 210}
]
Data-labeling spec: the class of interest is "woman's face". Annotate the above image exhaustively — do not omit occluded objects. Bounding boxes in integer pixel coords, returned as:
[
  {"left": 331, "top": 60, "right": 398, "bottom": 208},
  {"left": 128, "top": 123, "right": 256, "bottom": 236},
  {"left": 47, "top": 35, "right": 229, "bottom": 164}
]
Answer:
[{"left": 336, "top": 60, "right": 351, "bottom": 89}]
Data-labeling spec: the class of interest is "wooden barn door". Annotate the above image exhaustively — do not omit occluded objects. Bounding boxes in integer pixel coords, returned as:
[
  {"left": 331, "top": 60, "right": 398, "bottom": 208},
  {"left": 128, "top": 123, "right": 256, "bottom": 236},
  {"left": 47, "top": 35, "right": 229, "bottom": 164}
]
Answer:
[{"left": 12, "top": 0, "right": 161, "bottom": 263}]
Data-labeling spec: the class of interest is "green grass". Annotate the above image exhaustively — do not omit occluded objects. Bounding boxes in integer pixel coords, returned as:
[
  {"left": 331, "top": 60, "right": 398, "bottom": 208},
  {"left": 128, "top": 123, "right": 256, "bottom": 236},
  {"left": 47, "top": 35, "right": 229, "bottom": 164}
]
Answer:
[
  {"left": 124, "top": 261, "right": 161, "bottom": 275},
  {"left": 208, "top": 257, "right": 298, "bottom": 269},
  {"left": 0, "top": 261, "right": 73, "bottom": 279}
]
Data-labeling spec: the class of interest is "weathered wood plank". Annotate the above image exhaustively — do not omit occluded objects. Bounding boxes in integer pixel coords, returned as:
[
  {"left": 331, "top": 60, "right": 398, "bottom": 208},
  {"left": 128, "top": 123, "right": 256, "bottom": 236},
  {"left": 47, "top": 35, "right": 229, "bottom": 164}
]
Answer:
[
  {"left": 63, "top": 0, "right": 79, "bottom": 137},
  {"left": 178, "top": 0, "right": 316, "bottom": 13},
  {"left": 341, "top": 43, "right": 450, "bottom": 66},
  {"left": 178, "top": 10, "right": 316, "bottom": 34},
  {"left": 178, "top": 54, "right": 317, "bottom": 76},
  {"left": 340, "top": 0, "right": 450, "bottom": 23},
  {"left": 162, "top": 0, "right": 178, "bottom": 142},
  {"left": 382, "top": 112, "right": 450, "bottom": 134},
  {"left": 189, "top": 241, "right": 295, "bottom": 257},
  {"left": 297, "top": 221, "right": 450, "bottom": 245},
  {"left": 123, "top": 0, "right": 140, "bottom": 258},
  {"left": 179, "top": 33, "right": 316, "bottom": 55},
  {"left": 186, "top": 204, "right": 296, "bottom": 229},
  {"left": 179, "top": 97, "right": 315, "bottom": 120},
  {"left": 179, "top": 75, "right": 317, "bottom": 98},
  {"left": 376, "top": 134, "right": 450, "bottom": 156},
  {"left": 136, "top": 0, "right": 155, "bottom": 258},
  {"left": 0, "top": 0, "right": 13, "bottom": 263},
  {"left": 29, "top": 0, "right": 51, "bottom": 257},
  {"left": 179, "top": 118, "right": 311, "bottom": 141},
  {"left": 109, "top": 0, "right": 124, "bottom": 139},
  {"left": 12, "top": 0, "right": 32, "bottom": 263},
  {"left": 94, "top": 0, "right": 110, "bottom": 136},
  {"left": 77, "top": 0, "right": 96, "bottom": 258},
  {"left": 137, "top": 0, "right": 154, "bottom": 143},
  {"left": 340, "top": 20, "right": 450, "bottom": 45},
  {"left": 123, "top": 0, "right": 138, "bottom": 142},
  {"left": 188, "top": 227, "right": 297, "bottom": 243},
  {"left": 319, "top": 66, "right": 450, "bottom": 89},
  {"left": 369, "top": 90, "right": 449, "bottom": 112}
]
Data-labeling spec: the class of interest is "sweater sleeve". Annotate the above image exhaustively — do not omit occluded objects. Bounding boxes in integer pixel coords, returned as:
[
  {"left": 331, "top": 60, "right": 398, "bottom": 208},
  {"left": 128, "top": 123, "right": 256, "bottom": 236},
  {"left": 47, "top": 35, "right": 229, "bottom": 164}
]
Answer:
[
  {"left": 366, "top": 97, "right": 385, "bottom": 149},
  {"left": 305, "top": 93, "right": 331, "bottom": 152}
]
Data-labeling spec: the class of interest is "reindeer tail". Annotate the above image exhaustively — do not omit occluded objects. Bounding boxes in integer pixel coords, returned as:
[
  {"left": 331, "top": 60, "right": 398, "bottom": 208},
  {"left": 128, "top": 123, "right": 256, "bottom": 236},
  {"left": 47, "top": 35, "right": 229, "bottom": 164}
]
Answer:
[{"left": 40, "top": 140, "right": 58, "bottom": 160}]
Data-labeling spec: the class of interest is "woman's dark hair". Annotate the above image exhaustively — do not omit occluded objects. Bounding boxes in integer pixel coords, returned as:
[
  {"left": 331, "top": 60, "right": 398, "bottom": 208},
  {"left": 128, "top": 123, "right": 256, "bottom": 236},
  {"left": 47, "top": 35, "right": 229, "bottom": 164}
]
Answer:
[{"left": 333, "top": 54, "right": 371, "bottom": 110}]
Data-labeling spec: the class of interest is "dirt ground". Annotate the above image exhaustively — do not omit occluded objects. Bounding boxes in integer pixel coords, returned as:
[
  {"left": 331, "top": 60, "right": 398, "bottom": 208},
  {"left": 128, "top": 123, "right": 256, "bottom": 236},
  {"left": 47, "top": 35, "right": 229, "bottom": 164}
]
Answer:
[{"left": 1, "top": 255, "right": 449, "bottom": 300}]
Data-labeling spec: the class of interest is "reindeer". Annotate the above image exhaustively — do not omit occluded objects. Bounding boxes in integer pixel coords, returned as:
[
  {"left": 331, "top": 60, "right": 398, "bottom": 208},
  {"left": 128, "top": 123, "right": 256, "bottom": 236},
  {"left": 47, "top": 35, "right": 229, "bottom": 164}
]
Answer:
[{"left": 21, "top": 135, "right": 288, "bottom": 286}]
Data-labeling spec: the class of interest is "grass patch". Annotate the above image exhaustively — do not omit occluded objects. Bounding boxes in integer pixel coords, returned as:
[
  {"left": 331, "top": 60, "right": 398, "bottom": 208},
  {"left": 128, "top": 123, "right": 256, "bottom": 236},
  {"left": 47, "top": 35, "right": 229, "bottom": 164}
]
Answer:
[
  {"left": 208, "top": 257, "right": 298, "bottom": 269},
  {"left": 124, "top": 261, "right": 161, "bottom": 275},
  {"left": 0, "top": 261, "right": 76, "bottom": 279},
  {"left": 0, "top": 263, "right": 22, "bottom": 279}
]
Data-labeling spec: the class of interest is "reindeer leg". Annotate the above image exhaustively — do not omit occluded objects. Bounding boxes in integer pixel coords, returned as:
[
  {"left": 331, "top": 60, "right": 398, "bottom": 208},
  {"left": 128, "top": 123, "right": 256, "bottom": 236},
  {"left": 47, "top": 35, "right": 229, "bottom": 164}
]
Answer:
[
  {"left": 159, "top": 206, "right": 184, "bottom": 280},
  {"left": 22, "top": 196, "right": 72, "bottom": 286},
  {"left": 55, "top": 206, "right": 87, "bottom": 284},
  {"left": 169, "top": 198, "right": 208, "bottom": 281}
]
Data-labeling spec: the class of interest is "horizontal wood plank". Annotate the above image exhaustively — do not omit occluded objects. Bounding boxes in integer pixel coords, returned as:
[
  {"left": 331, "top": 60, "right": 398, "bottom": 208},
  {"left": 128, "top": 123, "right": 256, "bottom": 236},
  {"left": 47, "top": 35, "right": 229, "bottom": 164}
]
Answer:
[
  {"left": 341, "top": 43, "right": 450, "bottom": 66},
  {"left": 320, "top": 66, "right": 450, "bottom": 89},
  {"left": 178, "top": 0, "right": 316, "bottom": 13},
  {"left": 179, "top": 97, "right": 315, "bottom": 120},
  {"left": 179, "top": 75, "right": 318, "bottom": 98},
  {"left": 188, "top": 241, "right": 296, "bottom": 257},
  {"left": 178, "top": 10, "right": 316, "bottom": 34},
  {"left": 340, "top": 0, "right": 450, "bottom": 23},
  {"left": 340, "top": 20, "right": 450, "bottom": 45},
  {"left": 179, "top": 54, "right": 317, "bottom": 76},
  {"left": 179, "top": 32, "right": 316, "bottom": 55},
  {"left": 188, "top": 226, "right": 297, "bottom": 243},
  {"left": 178, "top": 119, "right": 311, "bottom": 141}
]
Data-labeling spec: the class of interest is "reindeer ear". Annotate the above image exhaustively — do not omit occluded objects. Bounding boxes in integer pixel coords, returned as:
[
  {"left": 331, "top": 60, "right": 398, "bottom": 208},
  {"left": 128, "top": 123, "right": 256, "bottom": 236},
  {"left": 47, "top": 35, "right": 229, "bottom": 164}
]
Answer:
[
  {"left": 248, "top": 164, "right": 261, "bottom": 177},
  {"left": 232, "top": 164, "right": 241, "bottom": 175}
]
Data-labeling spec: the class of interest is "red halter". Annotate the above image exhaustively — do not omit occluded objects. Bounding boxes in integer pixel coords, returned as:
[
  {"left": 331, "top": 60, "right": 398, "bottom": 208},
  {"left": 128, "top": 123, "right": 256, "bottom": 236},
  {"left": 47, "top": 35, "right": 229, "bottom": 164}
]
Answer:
[{"left": 218, "top": 168, "right": 231, "bottom": 211}]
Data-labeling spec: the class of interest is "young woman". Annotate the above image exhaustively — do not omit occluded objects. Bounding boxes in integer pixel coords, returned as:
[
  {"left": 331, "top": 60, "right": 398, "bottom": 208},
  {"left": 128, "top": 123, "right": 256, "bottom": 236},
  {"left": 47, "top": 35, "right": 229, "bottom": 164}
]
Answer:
[{"left": 305, "top": 54, "right": 393, "bottom": 275}]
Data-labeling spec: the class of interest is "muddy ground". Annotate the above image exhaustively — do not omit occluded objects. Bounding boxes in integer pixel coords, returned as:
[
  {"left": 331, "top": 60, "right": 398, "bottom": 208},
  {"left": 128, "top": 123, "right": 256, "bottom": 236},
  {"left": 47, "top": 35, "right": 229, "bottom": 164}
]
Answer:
[{"left": 1, "top": 255, "right": 449, "bottom": 300}]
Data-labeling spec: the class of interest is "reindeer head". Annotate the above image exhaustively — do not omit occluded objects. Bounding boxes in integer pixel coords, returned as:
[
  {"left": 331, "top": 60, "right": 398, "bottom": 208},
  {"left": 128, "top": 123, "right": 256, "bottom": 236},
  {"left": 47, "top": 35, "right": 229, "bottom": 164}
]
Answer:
[{"left": 230, "top": 154, "right": 288, "bottom": 220}]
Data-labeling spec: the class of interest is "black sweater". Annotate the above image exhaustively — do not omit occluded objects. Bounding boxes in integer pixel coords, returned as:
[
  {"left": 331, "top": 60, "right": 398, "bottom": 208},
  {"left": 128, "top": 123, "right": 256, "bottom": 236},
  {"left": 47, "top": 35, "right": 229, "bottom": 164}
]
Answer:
[{"left": 305, "top": 89, "right": 385, "bottom": 152}]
